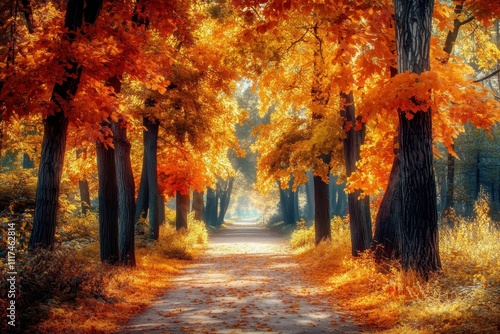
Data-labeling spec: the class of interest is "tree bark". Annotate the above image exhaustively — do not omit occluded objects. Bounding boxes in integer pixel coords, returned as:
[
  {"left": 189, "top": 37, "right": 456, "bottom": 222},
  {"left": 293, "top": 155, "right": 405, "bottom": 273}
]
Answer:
[
  {"left": 314, "top": 173, "right": 331, "bottom": 244},
  {"left": 176, "top": 191, "right": 190, "bottom": 230},
  {"left": 158, "top": 194, "right": 165, "bottom": 225},
  {"left": 112, "top": 119, "right": 136, "bottom": 267},
  {"left": 79, "top": 180, "right": 90, "bottom": 215},
  {"left": 192, "top": 190, "right": 204, "bottom": 221},
  {"left": 206, "top": 187, "right": 217, "bottom": 226},
  {"left": 134, "top": 154, "right": 149, "bottom": 223},
  {"left": 341, "top": 91, "right": 372, "bottom": 256},
  {"left": 394, "top": 0, "right": 441, "bottom": 279},
  {"left": 444, "top": 147, "right": 455, "bottom": 215},
  {"left": 311, "top": 24, "right": 332, "bottom": 243},
  {"left": 217, "top": 177, "right": 234, "bottom": 226},
  {"left": 96, "top": 136, "right": 119, "bottom": 264},
  {"left": 28, "top": 0, "right": 102, "bottom": 251},
  {"left": 335, "top": 181, "right": 347, "bottom": 216},
  {"left": 373, "top": 155, "right": 401, "bottom": 262},
  {"left": 144, "top": 117, "right": 160, "bottom": 239}
]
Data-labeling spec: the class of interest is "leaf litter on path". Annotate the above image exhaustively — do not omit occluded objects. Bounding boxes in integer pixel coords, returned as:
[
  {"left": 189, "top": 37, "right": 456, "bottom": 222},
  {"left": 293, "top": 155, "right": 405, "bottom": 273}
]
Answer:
[{"left": 119, "top": 221, "right": 363, "bottom": 333}]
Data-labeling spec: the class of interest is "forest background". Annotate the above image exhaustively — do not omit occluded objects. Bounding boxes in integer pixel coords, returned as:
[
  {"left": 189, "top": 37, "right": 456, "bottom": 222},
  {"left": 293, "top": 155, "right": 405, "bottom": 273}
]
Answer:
[{"left": 0, "top": 0, "right": 499, "bottom": 333}]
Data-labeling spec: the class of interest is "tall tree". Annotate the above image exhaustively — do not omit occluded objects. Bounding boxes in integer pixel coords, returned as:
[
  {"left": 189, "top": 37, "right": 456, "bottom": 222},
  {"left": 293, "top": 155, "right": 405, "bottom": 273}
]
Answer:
[
  {"left": 393, "top": 0, "right": 441, "bottom": 279},
  {"left": 311, "top": 23, "right": 331, "bottom": 244},
  {"left": 206, "top": 187, "right": 217, "bottom": 226},
  {"left": 29, "top": 0, "right": 102, "bottom": 250},
  {"left": 176, "top": 190, "right": 190, "bottom": 230},
  {"left": 341, "top": 91, "right": 372, "bottom": 255},
  {"left": 192, "top": 190, "right": 204, "bottom": 221},
  {"left": 112, "top": 118, "right": 136, "bottom": 266},
  {"left": 96, "top": 125, "right": 119, "bottom": 264}
]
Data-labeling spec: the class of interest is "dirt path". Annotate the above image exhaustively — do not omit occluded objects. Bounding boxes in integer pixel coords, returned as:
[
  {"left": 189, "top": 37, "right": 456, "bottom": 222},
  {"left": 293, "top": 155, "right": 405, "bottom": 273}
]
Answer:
[{"left": 119, "top": 221, "right": 362, "bottom": 333}]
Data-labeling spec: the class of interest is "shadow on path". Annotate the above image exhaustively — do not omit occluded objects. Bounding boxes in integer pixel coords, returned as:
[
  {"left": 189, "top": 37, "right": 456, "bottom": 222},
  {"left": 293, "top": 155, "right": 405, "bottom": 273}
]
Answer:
[{"left": 118, "top": 221, "right": 362, "bottom": 333}]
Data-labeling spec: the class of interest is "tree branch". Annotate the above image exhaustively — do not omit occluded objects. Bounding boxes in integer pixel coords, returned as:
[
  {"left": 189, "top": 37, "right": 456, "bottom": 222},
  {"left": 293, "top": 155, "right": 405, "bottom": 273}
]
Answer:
[
  {"left": 473, "top": 69, "right": 500, "bottom": 83},
  {"left": 458, "top": 16, "right": 475, "bottom": 27}
]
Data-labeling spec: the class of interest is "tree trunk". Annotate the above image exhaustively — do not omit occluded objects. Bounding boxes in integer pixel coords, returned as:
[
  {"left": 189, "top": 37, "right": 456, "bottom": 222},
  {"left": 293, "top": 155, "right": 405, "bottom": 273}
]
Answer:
[
  {"left": 444, "top": 147, "right": 455, "bottom": 215},
  {"left": 341, "top": 91, "right": 372, "bottom": 256},
  {"left": 335, "top": 181, "right": 347, "bottom": 216},
  {"left": 192, "top": 190, "right": 204, "bottom": 221},
  {"left": 112, "top": 119, "right": 136, "bottom": 267},
  {"left": 329, "top": 174, "right": 336, "bottom": 218},
  {"left": 475, "top": 152, "right": 480, "bottom": 199},
  {"left": 314, "top": 172, "right": 331, "bottom": 244},
  {"left": 134, "top": 155, "right": 149, "bottom": 223},
  {"left": 79, "top": 180, "right": 90, "bottom": 215},
  {"left": 217, "top": 177, "right": 234, "bottom": 226},
  {"left": 305, "top": 170, "right": 315, "bottom": 220},
  {"left": 158, "top": 194, "right": 165, "bottom": 225},
  {"left": 394, "top": 0, "right": 441, "bottom": 279},
  {"left": 176, "top": 191, "right": 190, "bottom": 230},
  {"left": 29, "top": 94, "right": 71, "bottom": 250},
  {"left": 293, "top": 185, "right": 300, "bottom": 223},
  {"left": 28, "top": 0, "right": 102, "bottom": 251},
  {"left": 96, "top": 137, "right": 119, "bottom": 264},
  {"left": 311, "top": 24, "right": 332, "bottom": 243},
  {"left": 144, "top": 117, "right": 160, "bottom": 239},
  {"left": 373, "top": 155, "right": 401, "bottom": 262},
  {"left": 206, "top": 187, "right": 217, "bottom": 226}
]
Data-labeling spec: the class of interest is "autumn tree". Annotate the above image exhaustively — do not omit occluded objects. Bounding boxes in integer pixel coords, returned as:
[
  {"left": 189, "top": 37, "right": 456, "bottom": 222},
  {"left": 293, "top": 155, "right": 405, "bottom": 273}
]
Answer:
[
  {"left": 29, "top": 0, "right": 103, "bottom": 250},
  {"left": 391, "top": 0, "right": 441, "bottom": 278}
]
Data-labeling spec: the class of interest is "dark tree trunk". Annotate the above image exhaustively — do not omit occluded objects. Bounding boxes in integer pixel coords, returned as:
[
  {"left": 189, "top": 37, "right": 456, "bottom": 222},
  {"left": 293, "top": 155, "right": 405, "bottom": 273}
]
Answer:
[
  {"left": 293, "top": 185, "right": 300, "bottom": 222},
  {"left": 310, "top": 27, "right": 332, "bottom": 243},
  {"left": 279, "top": 185, "right": 292, "bottom": 225},
  {"left": 278, "top": 177, "right": 299, "bottom": 225},
  {"left": 444, "top": 147, "right": 455, "bottom": 214},
  {"left": 28, "top": 0, "right": 102, "bottom": 251},
  {"left": 79, "top": 180, "right": 90, "bottom": 215},
  {"left": 394, "top": 0, "right": 441, "bottom": 279},
  {"left": 112, "top": 119, "right": 135, "bottom": 267},
  {"left": 158, "top": 194, "right": 165, "bottom": 225},
  {"left": 217, "top": 177, "right": 234, "bottom": 226},
  {"left": 314, "top": 173, "right": 331, "bottom": 244},
  {"left": 96, "top": 137, "right": 119, "bottom": 264},
  {"left": 134, "top": 156, "right": 149, "bottom": 223},
  {"left": 341, "top": 91, "right": 372, "bottom": 256},
  {"left": 206, "top": 187, "right": 217, "bottom": 226},
  {"left": 328, "top": 174, "right": 336, "bottom": 218},
  {"left": 335, "top": 181, "right": 347, "bottom": 216},
  {"left": 192, "top": 190, "right": 204, "bottom": 221},
  {"left": 305, "top": 171, "right": 315, "bottom": 221},
  {"left": 372, "top": 64, "right": 400, "bottom": 262},
  {"left": 144, "top": 117, "right": 160, "bottom": 239},
  {"left": 75, "top": 149, "right": 90, "bottom": 215},
  {"left": 475, "top": 152, "right": 480, "bottom": 199},
  {"left": 29, "top": 93, "right": 71, "bottom": 250},
  {"left": 373, "top": 156, "right": 401, "bottom": 262},
  {"left": 176, "top": 191, "right": 190, "bottom": 230}
]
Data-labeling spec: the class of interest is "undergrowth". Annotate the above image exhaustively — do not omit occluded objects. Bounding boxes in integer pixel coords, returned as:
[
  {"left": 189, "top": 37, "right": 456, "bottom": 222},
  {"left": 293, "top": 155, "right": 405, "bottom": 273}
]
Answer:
[
  {"left": 0, "top": 194, "right": 208, "bottom": 333},
  {"left": 291, "top": 192, "right": 500, "bottom": 333}
]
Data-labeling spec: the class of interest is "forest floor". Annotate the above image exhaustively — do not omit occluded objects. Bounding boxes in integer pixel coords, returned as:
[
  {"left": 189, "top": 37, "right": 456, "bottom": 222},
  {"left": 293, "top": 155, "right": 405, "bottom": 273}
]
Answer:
[{"left": 118, "top": 220, "right": 363, "bottom": 334}]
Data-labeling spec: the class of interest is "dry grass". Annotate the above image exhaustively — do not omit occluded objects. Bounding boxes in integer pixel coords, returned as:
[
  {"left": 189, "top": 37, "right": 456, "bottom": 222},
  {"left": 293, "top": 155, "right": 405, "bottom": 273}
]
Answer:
[
  {"left": 291, "top": 194, "right": 500, "bottom": 333},
  {"left": 0, "top": 209, "right": 207, "bottom": 334}
]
